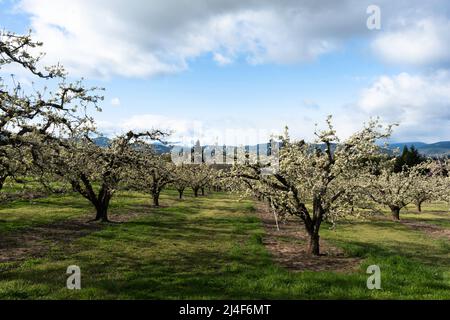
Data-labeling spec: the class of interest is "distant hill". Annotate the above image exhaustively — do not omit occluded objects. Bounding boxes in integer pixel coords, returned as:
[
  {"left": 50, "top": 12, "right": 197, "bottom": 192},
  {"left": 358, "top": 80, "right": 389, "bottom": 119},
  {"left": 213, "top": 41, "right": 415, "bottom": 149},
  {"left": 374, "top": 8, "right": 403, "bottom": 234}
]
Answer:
[
  {"left": 388, "top": 142, "right": 428, "bottom": 149},
  {"left": 93, "top": 136, "right": 171, "bottom": 153},
  {"left": 151, "top": 142, "right": 172, "bottom": 154},
  {"left": 93, "top": 136, "right": 111, "bottom": 147},
  {"left": 201, "top": 141, "right": 450, "bottom": 158},
  {"left": 387, "top": 141, "right": 450, "bottom": 157}
]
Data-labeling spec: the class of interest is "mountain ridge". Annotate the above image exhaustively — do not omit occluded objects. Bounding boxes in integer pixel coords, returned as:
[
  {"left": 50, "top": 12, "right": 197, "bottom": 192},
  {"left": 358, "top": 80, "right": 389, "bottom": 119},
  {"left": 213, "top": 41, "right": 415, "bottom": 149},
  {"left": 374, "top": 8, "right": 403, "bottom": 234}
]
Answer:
[{"left": 93, "top": 137, "right": 450, "bottom": 157}]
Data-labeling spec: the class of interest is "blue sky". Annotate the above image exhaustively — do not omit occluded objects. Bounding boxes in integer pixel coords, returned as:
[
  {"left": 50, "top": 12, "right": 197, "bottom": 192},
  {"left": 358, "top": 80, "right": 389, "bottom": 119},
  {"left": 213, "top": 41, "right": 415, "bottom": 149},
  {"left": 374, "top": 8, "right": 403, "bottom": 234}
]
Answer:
[{"left": 1, "top": 0, "right": 449, "bottom": 144}]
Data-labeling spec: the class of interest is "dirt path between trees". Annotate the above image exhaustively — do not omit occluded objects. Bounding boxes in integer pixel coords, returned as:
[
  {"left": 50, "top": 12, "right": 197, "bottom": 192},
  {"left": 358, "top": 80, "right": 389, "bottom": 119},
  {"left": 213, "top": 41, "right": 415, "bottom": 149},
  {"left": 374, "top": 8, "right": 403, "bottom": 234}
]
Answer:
[
  {"left": 400, "top": 219, "right": 450, "bottom": 241},
  {"left": 0, "top": 210, "right": 145, "bottom": 264},
  {"left": 255, "top": 202, "right": 361, "bottom": 273}
]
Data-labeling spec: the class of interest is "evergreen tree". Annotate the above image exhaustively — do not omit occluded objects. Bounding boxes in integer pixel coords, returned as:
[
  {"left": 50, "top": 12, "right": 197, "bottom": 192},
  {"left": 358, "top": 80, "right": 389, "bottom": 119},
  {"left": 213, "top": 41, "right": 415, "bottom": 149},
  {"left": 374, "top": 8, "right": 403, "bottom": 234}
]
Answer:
[{"left": 394, "top": 145, "right": 425, "bottom": 172}]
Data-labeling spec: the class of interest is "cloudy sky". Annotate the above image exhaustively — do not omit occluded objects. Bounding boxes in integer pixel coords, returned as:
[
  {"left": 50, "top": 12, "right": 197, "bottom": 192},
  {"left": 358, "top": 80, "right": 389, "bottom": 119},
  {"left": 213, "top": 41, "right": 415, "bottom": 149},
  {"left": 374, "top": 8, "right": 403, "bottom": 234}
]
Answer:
[{"left": 1, "top": 0, "right": 450, "bottom": 144}]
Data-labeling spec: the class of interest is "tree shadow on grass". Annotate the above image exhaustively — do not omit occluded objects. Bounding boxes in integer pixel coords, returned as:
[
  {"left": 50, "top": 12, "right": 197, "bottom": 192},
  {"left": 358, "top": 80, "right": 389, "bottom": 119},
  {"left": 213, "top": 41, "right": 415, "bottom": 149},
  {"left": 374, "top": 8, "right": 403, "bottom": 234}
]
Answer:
[
  {"left": 82, "top": 249, "right": 366, "bottom": 299},
  {"left": 0, "top": 202, "right": 155, "bottom": 263}
]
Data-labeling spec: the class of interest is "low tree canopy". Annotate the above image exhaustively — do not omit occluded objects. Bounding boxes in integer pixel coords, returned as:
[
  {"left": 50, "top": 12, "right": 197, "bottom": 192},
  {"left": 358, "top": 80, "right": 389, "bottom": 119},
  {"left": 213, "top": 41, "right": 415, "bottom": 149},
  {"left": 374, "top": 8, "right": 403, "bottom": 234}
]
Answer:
[
  {"left": 33, "top": 130, "right": 166, "bottom": 221},
  {"left": 232, "top": 117, "right": 393, "bottom": 255},
  {"left": 128, "top": 149, "right": 174, "bottom": 207}
]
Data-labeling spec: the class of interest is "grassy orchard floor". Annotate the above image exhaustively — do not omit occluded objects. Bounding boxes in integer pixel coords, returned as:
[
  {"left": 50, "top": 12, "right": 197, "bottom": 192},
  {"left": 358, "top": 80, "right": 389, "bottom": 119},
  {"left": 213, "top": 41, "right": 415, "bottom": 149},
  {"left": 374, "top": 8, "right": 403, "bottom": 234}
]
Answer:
[{"left": 0, "top": 189, "right": 449, "bottom": 299}]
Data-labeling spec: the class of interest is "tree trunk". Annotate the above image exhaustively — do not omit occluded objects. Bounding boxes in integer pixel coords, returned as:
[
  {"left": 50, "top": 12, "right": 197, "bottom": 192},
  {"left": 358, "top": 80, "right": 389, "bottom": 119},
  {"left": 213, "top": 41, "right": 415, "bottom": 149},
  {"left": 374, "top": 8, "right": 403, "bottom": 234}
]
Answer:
[
  {"left": 304, "top": 196, "right": 324, "bottom": 256},
  {"left": 307, "top": 233, "right": 320, "bottom": 256},
  {"left": 94, "top": 204, "right": 109, "bottom": 222},
  {"left": 93, "top": 186, "right": 112, "bottom": 222},
  {"left": 152, "top": 192, "right": 160, "bottom": 207},
  {"left": 416, "top": 201, "right": 422, "bottom": 212},
  {"left": 201, "top": 187, "right": 205, "bottom": 196},
  {"left": 193, "top": 188, "right": 199, "bottom": 197},
  {"left": 390, "top": 206, "right": 401, "bottom": 220},
  {"left": 178, "top": 189, "right": 184, "bottom": 199},
  {"left": 0, "top": 175, "right": 7, "bottom": 191}
]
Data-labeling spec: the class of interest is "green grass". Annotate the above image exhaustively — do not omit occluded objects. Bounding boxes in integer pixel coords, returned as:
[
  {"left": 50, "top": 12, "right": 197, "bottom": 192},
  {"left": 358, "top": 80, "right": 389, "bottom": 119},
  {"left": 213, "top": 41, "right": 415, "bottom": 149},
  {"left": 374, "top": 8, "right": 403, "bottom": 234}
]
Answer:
[
  {"left": 1, "top": 177, "right": 41, "bottom": 193},
  {"left": 399, "top": 201, "right": 450, "bottom": 228},
  {"left": 0, "top": 189, "right": 449, "bottom": 299},
  {"left": 0, "top": 184, "right": 156, "bottom": 233},
  {"left": 0, "top": 193, "right": 90, "bottom": 233}
]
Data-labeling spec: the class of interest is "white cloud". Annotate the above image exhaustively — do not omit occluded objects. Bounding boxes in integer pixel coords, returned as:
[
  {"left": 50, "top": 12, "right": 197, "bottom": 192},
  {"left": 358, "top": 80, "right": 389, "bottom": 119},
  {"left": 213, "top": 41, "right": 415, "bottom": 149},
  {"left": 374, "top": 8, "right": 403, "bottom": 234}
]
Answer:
[
  {"left": 121, "top": 114, "right": 200, "bottom": 134},
  {"left": 213, "top": 53, "right": 233, "bottom": 66},
  {"left": 97, "top": 113, "right": 285, "bottom": 145},
  {"left": 11, "top": 0, "right": 389, "bottom": 78},
  {"left": 372, "top": 17, "right": 450, "bottom": 66},
  {"left": 97, "top": 114, "right": 204, "bottom": 143},
  {"left": 7, "top": 0, "right": 450, "bottom": 78},
  {"left": 110, "top": 97, "right": 121, "bottom": 107},
  {"left": 355, "top": 71, "right": 450, "bottom": 141},
  {"left": 11, "top": 0, "right": 450, "bottom": 78}
]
